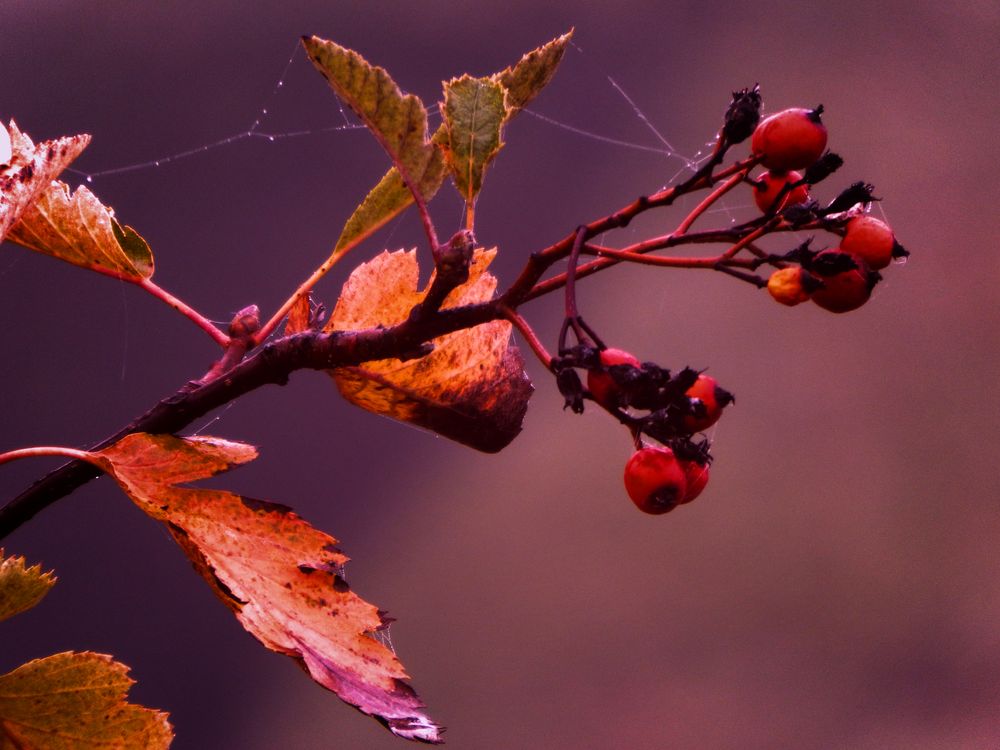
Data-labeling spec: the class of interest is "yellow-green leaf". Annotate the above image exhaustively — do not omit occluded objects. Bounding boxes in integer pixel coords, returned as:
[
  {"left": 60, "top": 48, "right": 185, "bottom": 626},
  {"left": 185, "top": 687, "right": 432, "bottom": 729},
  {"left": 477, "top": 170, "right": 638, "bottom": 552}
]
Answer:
[
  {"left": 0, "top": 550, "right": 56, "bottom": 622},
  {"left": 441, "top": 76, "right": 507, "bottom": 207},
  {"left": 0, "top": 121, "right": 90, "bottom": 244},
  {"left": 302, "top": 36, "right": 446, "bottom": 213},
  {"left": 0, "top": 651, "right": 172, "bottom": 749},
  {"left": 6, "top": 180, "right": 153, "bottom": 281},
  {"left": 493, "top": 30, "right": 573, "bottom": 116},
  {"left": 327, "top": 248, "right": 532, "bottom": 453},
  {"left": 87, "top": 433, "right": 442, "bottom": 744},
  {"left": 328, "top": 33, "right": 570, "bottom": 258}
]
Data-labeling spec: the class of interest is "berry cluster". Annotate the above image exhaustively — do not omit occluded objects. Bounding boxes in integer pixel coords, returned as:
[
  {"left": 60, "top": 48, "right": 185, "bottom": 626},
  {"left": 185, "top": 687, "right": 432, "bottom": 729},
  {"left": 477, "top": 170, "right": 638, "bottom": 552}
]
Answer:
[
  {"left": 541, "top": 89, "right": 907, "bottom": 518},
  {"left": 747, "top": 107, "right": 908, "bottom": 313},
  {"left": 555, "top": 345, "right": 732, "bottom": 515}
]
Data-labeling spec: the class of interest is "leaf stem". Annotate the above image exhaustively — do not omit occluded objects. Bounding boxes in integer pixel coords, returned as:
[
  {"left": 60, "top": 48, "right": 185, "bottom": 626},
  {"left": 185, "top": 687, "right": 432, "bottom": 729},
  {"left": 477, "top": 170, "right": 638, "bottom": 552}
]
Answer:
[
  {"left": 138, "top": 278, "right": 230, "bottom": 348},
  {"left": 0, "top": 447, "right": 92, "bottom": 467}
]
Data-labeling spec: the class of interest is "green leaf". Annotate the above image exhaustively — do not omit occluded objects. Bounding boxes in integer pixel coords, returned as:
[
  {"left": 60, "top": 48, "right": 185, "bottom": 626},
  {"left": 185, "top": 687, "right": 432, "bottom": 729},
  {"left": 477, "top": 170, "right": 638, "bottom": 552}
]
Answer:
[
  {"left": 0, "top": 651, "right": 172, "bottom": 749},
  {"left": 0, "top": 550, "right": 56, "bottom": 622},
  {"left": 0, "top": 121, "right": 90, "bottom": 244},
  {"left": 6, "top": 180, "right": 154, "bottom": 281},
  {"left": 302, "top": 36, "right": 446, "bottom": 211},
  {"left": 493, "top": 30, "right": 574, "bottom": 116},
  {"left": 441, "top": 76, "right": 507, "bottom": 208}
]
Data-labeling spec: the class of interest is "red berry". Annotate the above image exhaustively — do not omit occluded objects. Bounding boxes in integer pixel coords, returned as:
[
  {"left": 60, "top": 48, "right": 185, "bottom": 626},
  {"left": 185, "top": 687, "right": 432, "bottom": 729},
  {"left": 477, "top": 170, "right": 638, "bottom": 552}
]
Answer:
[
  {"left": 624, "top": 446, "right": 688, "bottom": 514},
  {"left": 753, "top": 170, "right": 810, "bottom": 213},
  {"left": 679, "top": 459, "right": 710, "bottom": 503},
  {"left": 587, "top": 347, "right": 641, "bottom": 409},
  {"left": 810, "top": 249, "right": 876, "bottom": 313},
  {"left": 683, "top": 374, "right": 733, "bottom": 432},
  {"left": 840, "top": 215, "right": 896, "bottom": 270},
  {"left": 751, "top": 107, "right": 828, "bottom": 172}
]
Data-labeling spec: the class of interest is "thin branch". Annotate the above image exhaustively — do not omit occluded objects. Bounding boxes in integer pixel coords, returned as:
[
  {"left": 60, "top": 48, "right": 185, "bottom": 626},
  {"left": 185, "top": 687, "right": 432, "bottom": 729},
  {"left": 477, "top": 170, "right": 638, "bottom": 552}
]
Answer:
[
  {"left": 0, "top": 447, "right": 91, "bottom": 467},
  {"left": 499, "top": 304, "right": 552, "bottom": 369},
  {"left": 138, "top": 278, "right": 230, "bottom": 348}
]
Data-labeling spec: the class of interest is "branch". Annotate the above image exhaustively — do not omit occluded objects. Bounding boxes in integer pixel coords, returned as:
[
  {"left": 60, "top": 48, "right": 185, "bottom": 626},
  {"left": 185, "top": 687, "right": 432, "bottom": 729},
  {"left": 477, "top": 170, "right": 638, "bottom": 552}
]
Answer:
[{"left": 0, "top": 299, "right": 499, "bottom": 540}]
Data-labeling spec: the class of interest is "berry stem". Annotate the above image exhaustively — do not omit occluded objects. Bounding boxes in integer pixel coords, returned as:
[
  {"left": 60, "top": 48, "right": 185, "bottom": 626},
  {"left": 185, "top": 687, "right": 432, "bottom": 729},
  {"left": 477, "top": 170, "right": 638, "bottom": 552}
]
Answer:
[
  {"left": 675, "top": 171, "right": 746, "bottom": 235},
  {"left": 499, "top": 304, "right": 552, "bottom": 369}
]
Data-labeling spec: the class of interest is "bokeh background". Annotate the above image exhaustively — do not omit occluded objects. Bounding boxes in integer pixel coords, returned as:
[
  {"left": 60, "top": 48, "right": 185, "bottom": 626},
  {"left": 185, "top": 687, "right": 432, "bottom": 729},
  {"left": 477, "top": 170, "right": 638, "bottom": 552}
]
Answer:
[{"left": 3, "top": 2, "right": 999, "bottom": 748}]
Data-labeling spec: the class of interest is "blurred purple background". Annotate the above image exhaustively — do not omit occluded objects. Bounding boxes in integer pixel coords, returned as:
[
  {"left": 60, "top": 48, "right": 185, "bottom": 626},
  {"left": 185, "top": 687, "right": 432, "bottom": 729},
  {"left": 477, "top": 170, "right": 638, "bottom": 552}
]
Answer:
[{"left": 3, "top": 2, "right": 999, "bottom": 748}]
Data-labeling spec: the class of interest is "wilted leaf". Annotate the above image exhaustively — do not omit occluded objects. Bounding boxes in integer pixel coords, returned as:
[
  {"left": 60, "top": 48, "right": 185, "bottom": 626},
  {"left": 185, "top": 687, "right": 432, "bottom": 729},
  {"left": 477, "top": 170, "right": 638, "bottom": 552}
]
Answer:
[
  {"left": 327, "top": 248, "right": 532, "bottom": 453},
  {"left": 441, "top": 76, "right": 507, "bottom": 208},
  {"left": 0, "top": 550, "right": 56, "bottom": 622},
  {"left": 0, "top": 121, "right": 90, "bottom": 244},
  {"left": 303, "top": 36, "right": 446, "bottom": 213},
  {"left": 6, "top": 180, "right": 153, "bottom": 280},
  {"left": 493, "top": 30, "right": 573, "bottom": 116},
  {"left": 0, "top": 651, "right": 172, "bottom": 749},
  {"left": 88, "top": 433, "right": 442, "bottom": 744}
]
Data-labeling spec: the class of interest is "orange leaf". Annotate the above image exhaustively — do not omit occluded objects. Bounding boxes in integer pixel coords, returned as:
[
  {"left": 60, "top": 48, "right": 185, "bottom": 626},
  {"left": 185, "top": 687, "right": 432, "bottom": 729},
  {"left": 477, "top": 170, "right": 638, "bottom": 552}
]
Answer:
[
  {"left": 0, "top": 549, "right": 56, "bottom": 622},
  {"left": 0, "top": 121, "right": 90, "bottom": 243},
  {"left": 88, "top": 433, "right": 442, "bottom": 744},
  {"left": 327, "top": 248, "right": 532, "bottom": 452}
]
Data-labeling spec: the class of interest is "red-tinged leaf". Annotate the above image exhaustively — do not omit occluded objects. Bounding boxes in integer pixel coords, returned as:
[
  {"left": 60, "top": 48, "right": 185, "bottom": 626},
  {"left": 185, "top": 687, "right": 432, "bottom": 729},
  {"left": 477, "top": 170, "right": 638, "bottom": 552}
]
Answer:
[
  {"left": 327, "top": 248, "right": 532, "bottom": 453},
  {"left": 0, "top": 549, "right": 56, "bottom": 622},
  {"left": 0, "top": 121, "right": 90, "bottom": 244},
  {"left": 6, "top": 180, "right": 154, "bottom": 280},
  {"left": 0, "top": 651, "right": 172, "bottom": 749},
  {"left": 86, "top": 433, "right": 442, "bottom": 744}
]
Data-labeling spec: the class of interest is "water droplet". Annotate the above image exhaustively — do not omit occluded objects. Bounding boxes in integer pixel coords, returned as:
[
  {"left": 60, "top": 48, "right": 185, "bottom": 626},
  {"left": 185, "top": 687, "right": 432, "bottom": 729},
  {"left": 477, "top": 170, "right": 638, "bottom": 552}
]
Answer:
[
  {"left": 263, "top": 108, "right": 268, "bottom": 115},
  {"left": 154, "top": 161, "right": 160, "bottom": 166},
  {"left": 86, "top": 175, "right": 93, "bottom": 183},
  {"left": 892, "top": 255, "right": 908, "bottom": 266},
  {"left": 268, "top": 136, "right": 275, "bottom": 142},
  {"left": 278, "top": 81, "right": 284, "bottom": 88}
]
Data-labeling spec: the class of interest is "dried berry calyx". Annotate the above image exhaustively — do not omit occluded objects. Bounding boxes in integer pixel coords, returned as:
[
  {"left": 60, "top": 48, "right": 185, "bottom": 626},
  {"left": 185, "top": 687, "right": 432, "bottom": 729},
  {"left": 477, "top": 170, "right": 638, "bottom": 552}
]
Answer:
[{"left": 723, "top": 84, "right": 762, "bottom": 144}]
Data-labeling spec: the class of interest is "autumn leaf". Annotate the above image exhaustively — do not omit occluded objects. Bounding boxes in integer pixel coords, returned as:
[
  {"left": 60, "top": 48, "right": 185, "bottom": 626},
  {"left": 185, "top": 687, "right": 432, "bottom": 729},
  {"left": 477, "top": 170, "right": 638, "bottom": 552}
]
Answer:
[
  {"left": 302, "top": 36, "right": 446, "bottom": 215},
  {"left": 441, "top": 76, "right": 507, "bottom": 211},
  {"left": 326, "top": 32, "right": 570, "bottom": 264},
  {"left": 0, "top": 549, "right": 56, "bottom": 622},
  {"left": 87, "top": 433, "right": 442, "bottom": 744},
  {"left": 0, "top": 121, "right": 90, "bottom": 244},
  {"left": 493, "top": 30, "right": 574, "bottom": 116},
  {"left": 327, "top": 248, "right": 532, "bottom": 453},
  {"left": 284, "top": 291, "right": 313, "bottom": 335},
  {"left": 6, "top": 180, "right": 154, "bottom": 280},
  {"left": 0, "top": 651, "right": 172, "bottom": 749}
]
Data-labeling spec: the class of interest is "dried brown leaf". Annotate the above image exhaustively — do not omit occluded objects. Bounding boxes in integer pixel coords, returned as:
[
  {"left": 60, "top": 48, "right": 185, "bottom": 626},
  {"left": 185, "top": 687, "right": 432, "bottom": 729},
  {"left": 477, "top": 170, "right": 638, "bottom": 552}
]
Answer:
[
  {"left": 0, "top": 121, "right": 90, "bottom": 244},
  {"left": 328, "top": 248, "right": 532, "bottom": 452}
]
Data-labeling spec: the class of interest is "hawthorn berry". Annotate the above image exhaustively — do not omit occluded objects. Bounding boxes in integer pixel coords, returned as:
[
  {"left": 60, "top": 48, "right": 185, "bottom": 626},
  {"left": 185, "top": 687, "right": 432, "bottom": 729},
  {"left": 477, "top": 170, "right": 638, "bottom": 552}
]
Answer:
[
  {"left": 767, "top": 266, "right": 812, "bottom": 306},
  {"left": 809, "top": 249, "right": 877, "bottom": 313},
  {"left": 679, "top": 459, "right": 710, "bottom": 503},
  {"left": 753, "top": 170, "right": 810, "bottom": 213},
  {"left": 751, "top": 107, "right": 828, "bottom": 172},
  {"left": 840, "top": 215, "right": 896, "bottom": 270},
  {"left": 624, "top": 446, "right": 688, "bottom": 514},
  {"left": 683, "top": 374, "right": 733, "bottom": 432},
  {"left": 587, "top": 347, "right": 641, "bottom": 409}
]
